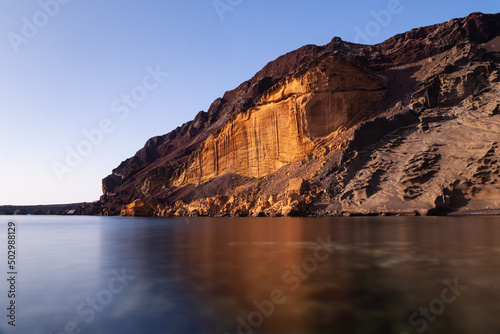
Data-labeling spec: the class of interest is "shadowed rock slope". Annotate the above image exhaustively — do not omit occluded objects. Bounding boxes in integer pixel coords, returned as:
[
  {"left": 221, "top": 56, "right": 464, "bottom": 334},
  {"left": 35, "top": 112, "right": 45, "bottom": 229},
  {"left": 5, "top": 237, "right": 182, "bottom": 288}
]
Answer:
[{"left": 96, "top": 12, "right": 500, "bottom": 217}]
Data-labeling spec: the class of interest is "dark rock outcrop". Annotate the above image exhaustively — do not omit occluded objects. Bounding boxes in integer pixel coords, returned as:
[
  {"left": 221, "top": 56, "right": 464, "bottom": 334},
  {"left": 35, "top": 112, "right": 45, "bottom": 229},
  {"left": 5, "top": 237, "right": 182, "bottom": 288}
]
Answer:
[{"left": 13, "top": 209, "right": 27, "bottom": 215}]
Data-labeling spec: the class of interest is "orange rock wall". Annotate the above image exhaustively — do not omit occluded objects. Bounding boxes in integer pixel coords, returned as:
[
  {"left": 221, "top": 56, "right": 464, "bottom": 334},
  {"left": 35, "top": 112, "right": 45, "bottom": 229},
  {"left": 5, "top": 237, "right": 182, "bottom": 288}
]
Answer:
[{"left": 174, "top": 55, "right": 385, "bottom": 186}]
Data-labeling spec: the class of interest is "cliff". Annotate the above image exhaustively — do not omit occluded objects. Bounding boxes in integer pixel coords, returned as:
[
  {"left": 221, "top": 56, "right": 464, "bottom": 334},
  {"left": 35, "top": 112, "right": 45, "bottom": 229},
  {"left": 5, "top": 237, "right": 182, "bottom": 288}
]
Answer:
[
  {"left": 94, "top": 12, "right": 500, "bottom": 217},
  {"left": 174, "top": 53, "right": 386, "bottom": 186},
  {"left": 100, "top": 43, "right": 328, "bottom": 211}
]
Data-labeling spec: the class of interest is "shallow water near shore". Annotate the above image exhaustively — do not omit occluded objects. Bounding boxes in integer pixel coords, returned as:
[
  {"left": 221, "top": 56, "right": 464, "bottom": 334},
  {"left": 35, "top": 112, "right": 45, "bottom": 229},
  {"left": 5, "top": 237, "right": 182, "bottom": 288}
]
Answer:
[{"left": 0, "top": 215, "right": 499, "bottom": 334}]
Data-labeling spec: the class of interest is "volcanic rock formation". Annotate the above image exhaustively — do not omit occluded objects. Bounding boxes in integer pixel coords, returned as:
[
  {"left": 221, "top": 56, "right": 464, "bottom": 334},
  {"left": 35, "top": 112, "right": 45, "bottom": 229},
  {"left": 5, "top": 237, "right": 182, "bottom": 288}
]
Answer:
[{"left": 93, "top": 12, "right": 500, "bottom": 217}]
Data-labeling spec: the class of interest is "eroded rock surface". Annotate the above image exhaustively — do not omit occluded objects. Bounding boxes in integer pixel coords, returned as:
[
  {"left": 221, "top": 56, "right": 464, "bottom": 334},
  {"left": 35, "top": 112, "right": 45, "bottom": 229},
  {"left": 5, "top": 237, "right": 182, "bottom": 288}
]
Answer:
[
  {"left": 89, "top": 13, "right": 500, "bottom": 217},
  {"left": 174, "top": 54, "right": 385, "bottom": 186}
]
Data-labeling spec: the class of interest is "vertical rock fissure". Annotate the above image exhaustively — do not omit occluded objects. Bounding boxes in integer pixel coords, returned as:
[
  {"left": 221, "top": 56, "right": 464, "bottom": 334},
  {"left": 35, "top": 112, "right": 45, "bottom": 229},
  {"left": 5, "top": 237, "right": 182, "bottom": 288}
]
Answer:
[
  {"left": 254, "top": 114, "right": 261, "bottom": 177},
  {"left": 214, "top": 141, "right": 219, "bottom": 176},
  {"left": 197, "top": 150, "right": 203, "bottom": 184},
  {"left": 293, "top": 96, "right": 302, "bottom": 153},
  {"left": 275, "top": 109, "right": 280, "bottom": 161}
]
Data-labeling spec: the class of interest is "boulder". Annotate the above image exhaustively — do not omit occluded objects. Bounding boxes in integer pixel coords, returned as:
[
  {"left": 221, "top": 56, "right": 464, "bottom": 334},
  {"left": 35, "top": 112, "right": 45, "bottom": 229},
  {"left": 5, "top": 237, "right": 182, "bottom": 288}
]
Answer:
[
  {"left": 287, "top": 193, "right": 307, "bottom": 211},
  {"left": 287, "top": 178, "right": 307, "bottom": 195},
  {"left": 268, "top": 194, "right": 278, "bottom": 205},
  {"left": 174, "top": 208, "right": 188, "bottom": 217},
  {"left": 281, "top": 205, "right": 301, "bottom": 217},
  {"left": 233, "top": 208, "right": 249, "bottom": 217},
  {"left": 120, "top": 199, "right": 155, "bottom": 217},
  {"left": 189, "top": 210, "right": 200, "bottom": 217}
]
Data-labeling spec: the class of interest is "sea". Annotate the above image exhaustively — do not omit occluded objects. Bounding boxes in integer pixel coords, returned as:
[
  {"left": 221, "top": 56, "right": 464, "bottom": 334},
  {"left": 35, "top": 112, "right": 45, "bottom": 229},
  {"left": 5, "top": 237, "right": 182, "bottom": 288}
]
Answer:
[{"left": 0, "top": 215, "right": 499, "bottom": 334}]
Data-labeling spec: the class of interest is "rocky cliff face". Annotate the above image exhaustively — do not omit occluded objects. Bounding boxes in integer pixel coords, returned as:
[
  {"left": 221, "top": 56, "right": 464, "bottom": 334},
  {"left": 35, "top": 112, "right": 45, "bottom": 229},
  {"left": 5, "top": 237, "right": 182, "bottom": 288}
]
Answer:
[
  {"left": 100, "top": 43, "right": 327, "bottom": 212},
  {"left": 97, "top": 12, "right": 500, "bottom": 217},
  {"left": 174, "top": 53, "right": 385, "bottom": 186},
  {"left": 336, "top": 45, "right": 500, "bottom": 215}
]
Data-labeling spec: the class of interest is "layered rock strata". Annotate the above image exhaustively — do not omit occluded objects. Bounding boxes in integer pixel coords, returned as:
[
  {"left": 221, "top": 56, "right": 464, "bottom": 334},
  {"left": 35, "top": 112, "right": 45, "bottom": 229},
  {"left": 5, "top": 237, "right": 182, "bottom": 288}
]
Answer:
[{"left": 174, "top": 54, "right": 385, "bottom": 186}]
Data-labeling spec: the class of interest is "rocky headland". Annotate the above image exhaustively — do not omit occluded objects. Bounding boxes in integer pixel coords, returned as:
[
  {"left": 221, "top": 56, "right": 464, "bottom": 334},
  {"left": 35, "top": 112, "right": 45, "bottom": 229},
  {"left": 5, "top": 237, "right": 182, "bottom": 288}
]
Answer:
[
  {"left": 0, "top": 203, "right": 94, "bottom": 216},
  {"left": 88, "top": 12, "right": 500, "bottom": 217}
]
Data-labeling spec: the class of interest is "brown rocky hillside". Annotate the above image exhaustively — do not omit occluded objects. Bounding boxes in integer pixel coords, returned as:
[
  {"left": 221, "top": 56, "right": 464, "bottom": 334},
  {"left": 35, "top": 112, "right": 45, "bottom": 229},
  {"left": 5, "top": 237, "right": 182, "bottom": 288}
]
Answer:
[{"left": 93, "top": 12, "right": 500, "bottom": 217}]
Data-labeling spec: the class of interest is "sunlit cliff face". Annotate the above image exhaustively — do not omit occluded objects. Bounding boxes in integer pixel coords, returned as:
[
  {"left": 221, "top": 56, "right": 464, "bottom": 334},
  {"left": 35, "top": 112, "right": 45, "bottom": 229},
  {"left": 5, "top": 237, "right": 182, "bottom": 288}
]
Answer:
[{"left": 174, "top": 54, "right": 386, "bottom": 186}]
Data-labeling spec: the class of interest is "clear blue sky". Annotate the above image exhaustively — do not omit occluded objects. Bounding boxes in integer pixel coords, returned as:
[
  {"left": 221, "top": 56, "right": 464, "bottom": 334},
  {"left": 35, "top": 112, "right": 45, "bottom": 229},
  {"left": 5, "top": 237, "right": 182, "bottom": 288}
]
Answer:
[{"left": 0, "top": 0, "right": 498, "bottom": 205}]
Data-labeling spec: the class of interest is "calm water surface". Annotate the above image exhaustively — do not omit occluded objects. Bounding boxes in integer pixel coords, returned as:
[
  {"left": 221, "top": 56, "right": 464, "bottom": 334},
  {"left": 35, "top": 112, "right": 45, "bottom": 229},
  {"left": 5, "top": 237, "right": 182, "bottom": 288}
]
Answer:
[{"left": 0, "top": 216, "right": 499, "bottom": 334}]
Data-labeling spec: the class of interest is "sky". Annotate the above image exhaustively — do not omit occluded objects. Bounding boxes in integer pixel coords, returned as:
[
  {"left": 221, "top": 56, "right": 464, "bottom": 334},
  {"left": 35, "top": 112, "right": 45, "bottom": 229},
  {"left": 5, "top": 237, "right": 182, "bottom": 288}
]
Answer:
[{"left": 0, "top": 0, "right": 498, "bottom": 205}]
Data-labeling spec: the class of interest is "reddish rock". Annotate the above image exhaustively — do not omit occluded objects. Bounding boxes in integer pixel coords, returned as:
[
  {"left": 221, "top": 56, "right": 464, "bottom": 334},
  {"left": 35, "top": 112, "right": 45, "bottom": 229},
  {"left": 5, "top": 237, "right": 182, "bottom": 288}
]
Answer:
[
  {"left": 91, "top": 13, "right": 500, "bottom": 217},
  {"left": 120, "top": 199, "right": 154, "bottom": 217}
]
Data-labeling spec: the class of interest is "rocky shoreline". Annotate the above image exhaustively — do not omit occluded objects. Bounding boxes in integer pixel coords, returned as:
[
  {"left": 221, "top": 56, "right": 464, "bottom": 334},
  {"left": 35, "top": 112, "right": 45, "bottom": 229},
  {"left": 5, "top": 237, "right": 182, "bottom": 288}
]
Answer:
[
  {"left": 115, "top": 176, "right": 500, "bottom": 218},
  {"left": 3, "top": 198, "right": 500, "bottom": 218}
]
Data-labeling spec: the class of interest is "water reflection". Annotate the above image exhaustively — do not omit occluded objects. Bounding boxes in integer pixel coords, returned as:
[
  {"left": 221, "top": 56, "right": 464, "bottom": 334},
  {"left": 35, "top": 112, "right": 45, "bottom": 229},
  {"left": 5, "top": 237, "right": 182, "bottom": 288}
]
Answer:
[
  {"left": 2, "top": 216, "right": 500, "bottom": 334},
  {"left": 99, "top": 216, "right": 500, "bottom": 334}
]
